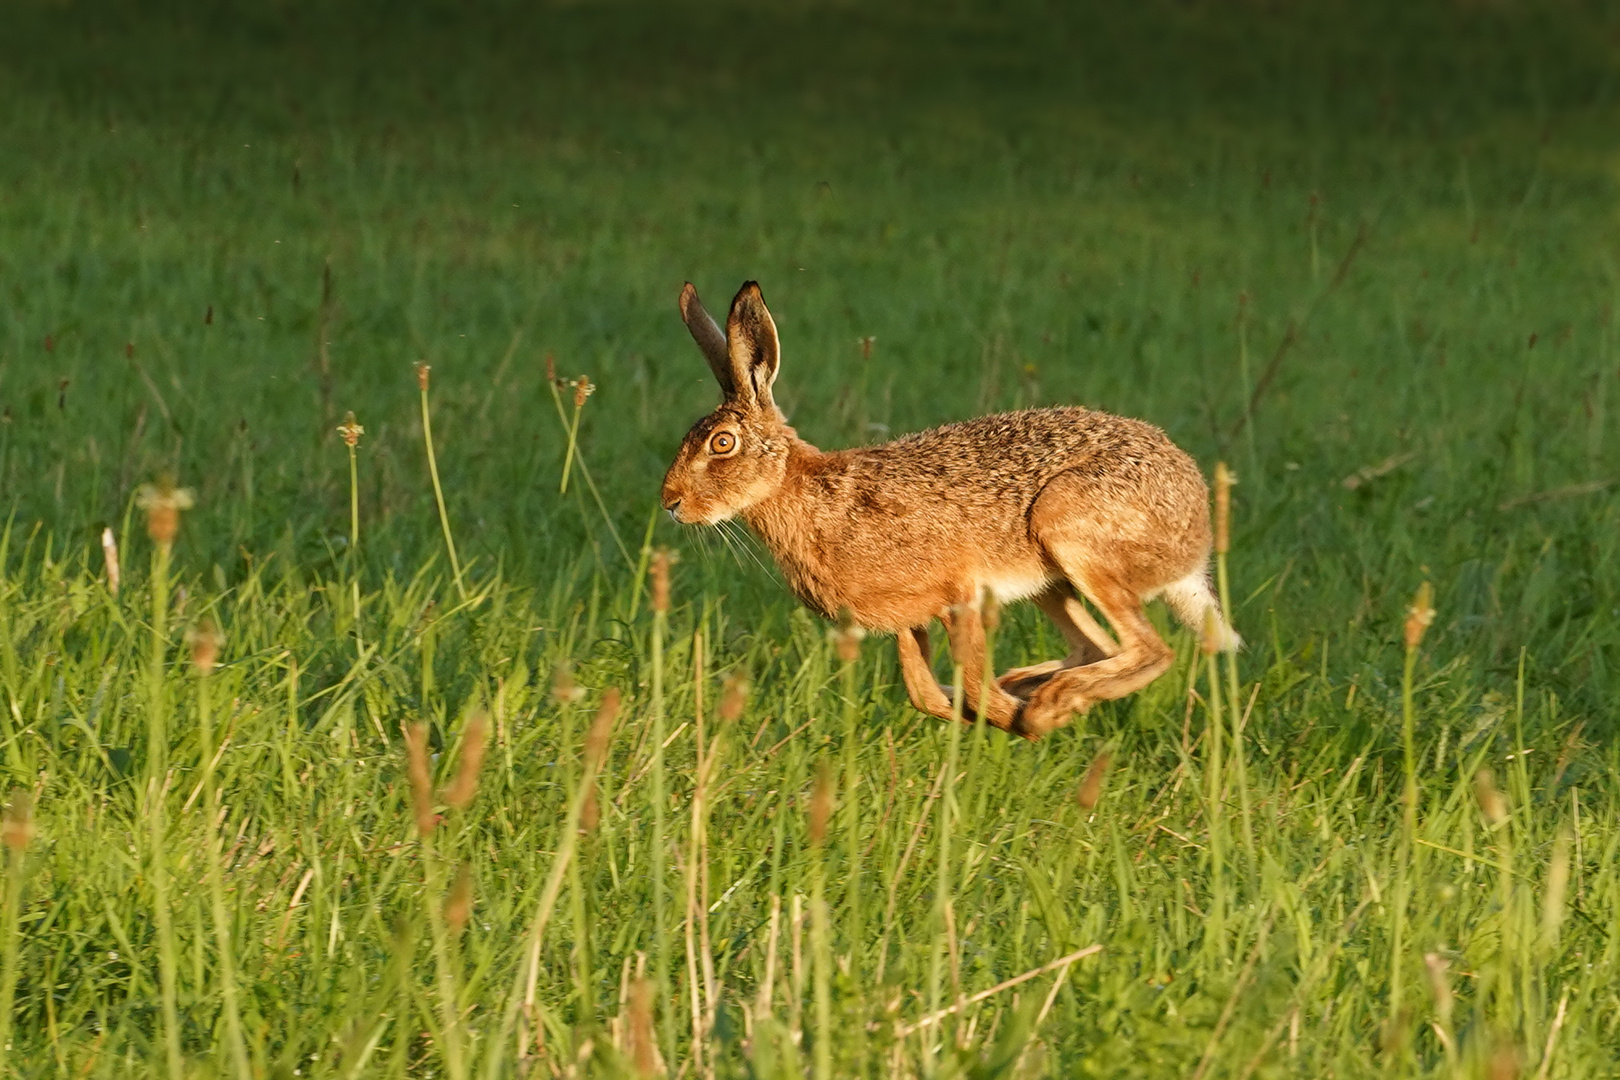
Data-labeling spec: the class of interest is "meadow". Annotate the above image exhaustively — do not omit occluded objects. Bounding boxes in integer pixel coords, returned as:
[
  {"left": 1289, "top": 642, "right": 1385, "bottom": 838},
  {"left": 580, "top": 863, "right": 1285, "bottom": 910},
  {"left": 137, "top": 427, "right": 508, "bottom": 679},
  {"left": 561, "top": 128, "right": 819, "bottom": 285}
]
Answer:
[{"left": 0, "top": 1, "right": 1617, "bottom": 1076}]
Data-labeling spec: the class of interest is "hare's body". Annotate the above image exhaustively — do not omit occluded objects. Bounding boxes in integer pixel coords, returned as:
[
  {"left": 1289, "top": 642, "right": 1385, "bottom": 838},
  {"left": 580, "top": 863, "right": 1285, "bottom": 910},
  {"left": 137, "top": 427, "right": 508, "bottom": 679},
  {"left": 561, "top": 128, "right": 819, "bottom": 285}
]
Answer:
[
  {"left": 662, "top": 282, "right": 1238, "bottom": 738},
  {"left": 741, "top": 407, "right": 1208, "bottom": 630}
]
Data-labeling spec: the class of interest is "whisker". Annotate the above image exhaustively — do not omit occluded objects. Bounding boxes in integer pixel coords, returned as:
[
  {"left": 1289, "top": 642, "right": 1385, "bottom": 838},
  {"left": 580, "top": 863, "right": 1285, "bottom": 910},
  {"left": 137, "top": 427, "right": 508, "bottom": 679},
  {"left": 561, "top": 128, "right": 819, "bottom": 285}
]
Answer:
[
  {"left": 720, "top": 518, "right": 773, "bottom": 580},
  {"left": 715, "top": 520, "right": 749, "bottom": 575}
]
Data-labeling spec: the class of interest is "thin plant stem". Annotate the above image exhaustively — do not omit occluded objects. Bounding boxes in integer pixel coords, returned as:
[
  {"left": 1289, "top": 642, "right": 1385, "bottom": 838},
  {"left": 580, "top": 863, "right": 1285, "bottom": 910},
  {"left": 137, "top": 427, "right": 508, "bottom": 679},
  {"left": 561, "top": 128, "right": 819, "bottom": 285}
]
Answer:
[
  {"left": 560, "top": 395, "right": 583, "bottom": 494},
  {"left": 1391, "top": 582, "right": 1434, "bottom": 1046},
  {"left": 810, "top": 763, "right": 833, "bottom": 1080},
  {"left": 684, "top": 630, "right": 715, "bottom": 1076},
  {"left": 423, "top": 829, "right": 467, "bottom": 1080},
  {"left": 545, "top": 375, "right": 633, "bottom": 572},
  {"left": 811, "top": 852, "right": 831, "bottom": 1080},
  {"left": 927, "top": 663, "right": 964, "bottom": 1075},
  {"left": 146, "top": 539, "right": 184, "bottom": 1080},
  {"left": 568, "top": 828, "right": 593, "bottom": 1034},
  {"left": 1213, "top": 463, "right": 1252, "bottom": 866},
  {"left": 347, "top": 441, "right": 360, "bottom": 553},
  {"left": 198, "top": 667, "right": 252, "bottom": 1080},
  {"left": 626, "top": 508, "right": 658, "bottom": 621},
  {"left": 1218, "top": 565, "right": 1252, "bottom": 867},
  {"left": 840, "top": 652, "right": 861, "bottom": 972},
  {"left": 650, "top": 589, "right": 673, "bottom": 1064},
  {"left": 347, "top": 439, "right": 364, "bottom": 661},
  {"left": 0, "top": 799, "right": 25, "bottom": 1080},
  {"left": 418, "top": 367, "right": 468, "bottom": 604},
  {"left": 1203, "top": 624, "right": 1226, "bottom": 959},
  {"left": 1389, "top": 643, "right": 1419, "bottom": 1043}
]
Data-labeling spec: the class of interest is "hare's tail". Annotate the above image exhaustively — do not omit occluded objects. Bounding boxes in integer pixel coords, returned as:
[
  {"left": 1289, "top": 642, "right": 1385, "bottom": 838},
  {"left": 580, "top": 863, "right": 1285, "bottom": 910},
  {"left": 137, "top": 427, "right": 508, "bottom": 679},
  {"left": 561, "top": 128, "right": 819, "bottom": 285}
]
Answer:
[{"left": 1159, "top": 570, "right": 1243, "bottom": 652}]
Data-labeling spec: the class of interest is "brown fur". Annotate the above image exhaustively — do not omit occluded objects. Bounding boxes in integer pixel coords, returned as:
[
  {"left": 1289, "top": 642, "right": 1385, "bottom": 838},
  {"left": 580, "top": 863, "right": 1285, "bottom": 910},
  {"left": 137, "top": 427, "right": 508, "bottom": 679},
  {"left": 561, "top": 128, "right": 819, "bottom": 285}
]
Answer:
[{"left": 661, "top": 282, "right": 1239, "bottom": 738}]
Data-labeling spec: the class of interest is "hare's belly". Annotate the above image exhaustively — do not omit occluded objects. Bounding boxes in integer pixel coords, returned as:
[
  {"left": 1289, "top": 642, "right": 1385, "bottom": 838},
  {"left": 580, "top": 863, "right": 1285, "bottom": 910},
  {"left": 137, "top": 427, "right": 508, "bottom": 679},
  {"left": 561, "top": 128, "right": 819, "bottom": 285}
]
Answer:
[{"left": 977, "top": 569, "right": 1058, "bottom": 604}]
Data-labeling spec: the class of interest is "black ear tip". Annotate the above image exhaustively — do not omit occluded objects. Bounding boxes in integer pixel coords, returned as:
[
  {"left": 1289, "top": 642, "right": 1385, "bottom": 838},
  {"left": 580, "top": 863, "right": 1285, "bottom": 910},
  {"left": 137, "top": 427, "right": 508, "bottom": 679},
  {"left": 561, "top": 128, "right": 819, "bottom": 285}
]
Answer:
[{"left": 732, "top": 280, "right": 765, "bottom": 312}]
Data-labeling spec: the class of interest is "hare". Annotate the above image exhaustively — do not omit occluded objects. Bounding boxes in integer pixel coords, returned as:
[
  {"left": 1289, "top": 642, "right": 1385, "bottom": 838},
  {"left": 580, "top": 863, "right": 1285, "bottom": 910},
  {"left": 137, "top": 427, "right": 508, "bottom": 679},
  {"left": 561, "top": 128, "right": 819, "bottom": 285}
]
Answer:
[{"left": 660, "top": 281, "right": 1240, "bottom": 739}]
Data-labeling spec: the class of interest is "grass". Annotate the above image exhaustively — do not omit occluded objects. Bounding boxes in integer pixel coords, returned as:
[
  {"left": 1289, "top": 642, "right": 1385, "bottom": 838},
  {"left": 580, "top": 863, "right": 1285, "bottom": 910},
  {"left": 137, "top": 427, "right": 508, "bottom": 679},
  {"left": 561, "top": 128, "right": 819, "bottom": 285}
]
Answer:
[{"left": 0, "top": 0, "right": 1618, "bottom": 1075}]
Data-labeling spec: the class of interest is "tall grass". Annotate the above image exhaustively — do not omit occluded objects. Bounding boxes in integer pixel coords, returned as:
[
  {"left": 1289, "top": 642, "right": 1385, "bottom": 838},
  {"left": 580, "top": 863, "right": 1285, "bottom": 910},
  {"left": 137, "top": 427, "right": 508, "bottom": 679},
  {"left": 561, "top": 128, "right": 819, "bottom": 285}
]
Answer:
[{"left": 0, "top": 2, "right": 1615, "bottom": 1076}]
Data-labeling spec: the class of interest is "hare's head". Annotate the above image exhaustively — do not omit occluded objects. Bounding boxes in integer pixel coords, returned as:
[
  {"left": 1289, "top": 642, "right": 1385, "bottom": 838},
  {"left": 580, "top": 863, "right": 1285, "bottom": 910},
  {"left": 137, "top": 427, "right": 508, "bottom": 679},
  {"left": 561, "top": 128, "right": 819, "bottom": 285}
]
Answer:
[{"left": 661, "top": 282, "right": 793, "bottom": 525}]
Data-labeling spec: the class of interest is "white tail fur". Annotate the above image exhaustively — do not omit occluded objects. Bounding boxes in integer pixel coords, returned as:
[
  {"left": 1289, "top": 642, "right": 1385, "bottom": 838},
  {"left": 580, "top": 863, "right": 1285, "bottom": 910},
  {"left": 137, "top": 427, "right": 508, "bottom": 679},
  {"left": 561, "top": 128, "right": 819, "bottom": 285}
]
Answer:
[{"left": 1158, "top": 571, "right": 1243, "bottom": 652}]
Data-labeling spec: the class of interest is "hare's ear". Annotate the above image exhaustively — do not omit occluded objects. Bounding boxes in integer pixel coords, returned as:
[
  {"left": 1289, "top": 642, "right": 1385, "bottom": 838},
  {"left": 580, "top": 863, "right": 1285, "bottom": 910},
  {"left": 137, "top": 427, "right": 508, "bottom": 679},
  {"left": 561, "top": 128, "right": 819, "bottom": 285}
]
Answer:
[
  {"left": 726, "top": 281, "right": 780, "bottom": 406},
  {"left": 679, "top": 283, "right": 736, "bottom": 397}
]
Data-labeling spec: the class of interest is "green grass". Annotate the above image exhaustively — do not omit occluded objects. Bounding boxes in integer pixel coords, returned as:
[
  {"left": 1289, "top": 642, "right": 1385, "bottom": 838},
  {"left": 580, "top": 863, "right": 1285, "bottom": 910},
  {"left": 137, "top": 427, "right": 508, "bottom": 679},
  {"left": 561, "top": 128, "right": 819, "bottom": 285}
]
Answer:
[{"left": 0, "top": 1, "right": 1618, "bottom": 1075}]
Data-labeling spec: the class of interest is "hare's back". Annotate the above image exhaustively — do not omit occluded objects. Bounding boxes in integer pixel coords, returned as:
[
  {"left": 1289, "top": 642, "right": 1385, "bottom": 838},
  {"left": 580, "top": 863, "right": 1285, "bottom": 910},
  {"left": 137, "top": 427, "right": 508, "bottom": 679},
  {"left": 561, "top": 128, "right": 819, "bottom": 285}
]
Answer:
[{"left": 874, "top": 406, "right": 1196, "bottom": 495}]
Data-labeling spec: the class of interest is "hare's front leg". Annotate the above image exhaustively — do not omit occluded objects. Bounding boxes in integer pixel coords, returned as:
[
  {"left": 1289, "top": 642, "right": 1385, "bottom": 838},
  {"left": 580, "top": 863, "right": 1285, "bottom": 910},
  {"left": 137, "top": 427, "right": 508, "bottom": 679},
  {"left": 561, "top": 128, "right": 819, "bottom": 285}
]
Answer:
[
  {"left": 894, "top": 625, "right": 954, "bottom": 720},
  {"left": 940, "top": 605, "right": 1026, "bottom": 733}
]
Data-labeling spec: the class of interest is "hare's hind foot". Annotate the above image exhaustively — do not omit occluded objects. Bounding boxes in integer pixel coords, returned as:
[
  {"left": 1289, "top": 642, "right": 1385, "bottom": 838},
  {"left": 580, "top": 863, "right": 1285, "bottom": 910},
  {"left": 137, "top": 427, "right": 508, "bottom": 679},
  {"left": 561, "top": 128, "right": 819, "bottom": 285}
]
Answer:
[
  {"left": 997, "top": 661, "right": 1064, "bottom": 702},
  {"left": 1015, "top": 692, "right": 1094, "bottom": 740},
  {"left": 994, "top": 584, "right": 1122, "bottom": 706}
]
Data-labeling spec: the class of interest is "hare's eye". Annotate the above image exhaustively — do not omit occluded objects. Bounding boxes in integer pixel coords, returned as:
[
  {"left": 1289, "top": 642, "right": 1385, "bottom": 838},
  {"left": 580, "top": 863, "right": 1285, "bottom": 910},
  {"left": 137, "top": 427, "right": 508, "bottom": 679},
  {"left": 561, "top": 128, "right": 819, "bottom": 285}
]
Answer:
[{"left": 708, "top": 431, "right": 737, "bottom": 455}]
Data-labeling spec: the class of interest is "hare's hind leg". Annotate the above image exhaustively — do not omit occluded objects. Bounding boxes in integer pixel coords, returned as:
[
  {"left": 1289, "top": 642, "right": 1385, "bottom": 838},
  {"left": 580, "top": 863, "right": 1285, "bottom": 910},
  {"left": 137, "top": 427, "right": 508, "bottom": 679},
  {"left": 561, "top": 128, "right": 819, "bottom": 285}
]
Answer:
[
  {"left": 895, "top": 626, "right": 954, "bottom": 720},
  {"left": 998, "top": 586, "right": 1120, "bottom": 699},
  {"left": 1016, "top": 571, "right": 1174, "bottom": 738}
]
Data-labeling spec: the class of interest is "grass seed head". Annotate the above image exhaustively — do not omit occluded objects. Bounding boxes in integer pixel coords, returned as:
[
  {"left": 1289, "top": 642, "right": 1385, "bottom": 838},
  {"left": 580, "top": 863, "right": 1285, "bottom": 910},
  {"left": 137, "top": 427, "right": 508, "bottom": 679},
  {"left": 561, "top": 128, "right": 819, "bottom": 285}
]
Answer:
[
  {"left": 1200, "top": 606, "right": 1222, "bottom": 656},
  {"left": 718, "top": 673, "right": 749, "bottom": 724},
  {"left": 979, "top": 587, "right": 1001, "bottom": 635},
  {"left": 441, "top": 712, "right": 488, "bottom": 810},
  {"left": 627, "top": 977, "right": 660, "bottom": 1078},
  {"left": 337, "top": 410, "right": 364, "bottom": 448},
  {"left": 1077, "top": 747, "right": 1112, "bottom": 810},
  {"left": 649, "top": 549, "right": 674, "bottom": 614},
  {"left": 101, "top": 527, "right": 120, "bottom": 597},
  {"left": 580, "top": 786, "right": 599, "bottom": 835},
  {"left": 584, "top": 687, "right": 621, "bottom": 770},
  {"left": 1404, "top": 581, "right": 1435, "bottom": 650},
  {"left": 403, "top": 722, "right": 437, "bottom": 837},
  {"left": 544, "top": 352, "right": 557, "bottom": 385},
  {"left": 135, "top": 477, "right": 195, "bottom": 552},
  {"left": 1474, "top": 768, "right": 1508, "bottom": 829},
  {"left": 572, "top": 374, "right": 595, "bottom": 409},
  {"left": 551, "top": 662, "right": 587, "bottom": 704},
  {"left": 1423, "top": 952, "right": 1453, "bottom": 1027},
  {"left": 1486, "top": 1044, "right": 1519, "bottom": 1080},
  {"left": 445, "top": 863, "right": 473, "bottom": 936},
  {"left": 1543, "top": 826, "right": 1572, "bottom": 944},
  {"left": 187, "top": 617, "right": 224, "bottom": 676},
  {"left": 2, "top": 790, "right": 32, "bottom": 853},
  {"left": 1214, "top": 462, "right": 1235, "bottom": 554},
  {"left": 809, "top": 762, "right": 834, "bottom": 848},
  {"left": 414, "top": 360, "right": 431, "bottom": 391}
]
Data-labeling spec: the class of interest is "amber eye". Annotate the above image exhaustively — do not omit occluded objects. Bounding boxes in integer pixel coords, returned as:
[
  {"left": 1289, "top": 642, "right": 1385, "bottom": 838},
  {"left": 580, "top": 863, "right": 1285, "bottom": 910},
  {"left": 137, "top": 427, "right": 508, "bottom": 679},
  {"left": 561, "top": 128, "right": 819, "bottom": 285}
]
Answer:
[{"left": 708, "top": 431, "right": 737, "bottom": 455}]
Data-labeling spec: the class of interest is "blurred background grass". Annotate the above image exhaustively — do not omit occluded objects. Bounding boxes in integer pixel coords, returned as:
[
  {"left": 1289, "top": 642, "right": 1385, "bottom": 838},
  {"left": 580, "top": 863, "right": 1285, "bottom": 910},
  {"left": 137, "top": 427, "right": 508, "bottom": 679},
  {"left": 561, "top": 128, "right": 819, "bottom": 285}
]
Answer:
[
  {"left": 3, "top": 0, "right": 1615, "bottom": 712},
  {"left": 0, "top": 1, "right": 1617, "bottom": 1075}
]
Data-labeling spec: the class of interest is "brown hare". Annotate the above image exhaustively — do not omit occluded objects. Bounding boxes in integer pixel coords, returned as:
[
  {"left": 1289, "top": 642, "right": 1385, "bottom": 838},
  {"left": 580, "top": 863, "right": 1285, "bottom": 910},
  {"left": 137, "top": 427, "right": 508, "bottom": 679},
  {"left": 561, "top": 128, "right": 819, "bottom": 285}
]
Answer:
[{"left": 660, "top": 281, "right": 1240, "bottom": 739}]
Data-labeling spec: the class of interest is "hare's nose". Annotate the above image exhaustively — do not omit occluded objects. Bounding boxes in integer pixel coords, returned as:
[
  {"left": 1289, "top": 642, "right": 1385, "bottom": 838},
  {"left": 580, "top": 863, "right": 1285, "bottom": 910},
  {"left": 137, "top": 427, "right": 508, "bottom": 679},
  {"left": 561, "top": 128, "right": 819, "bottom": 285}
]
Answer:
[{"left": 664, "top": 498, "right": 683, "bottom": 521}]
